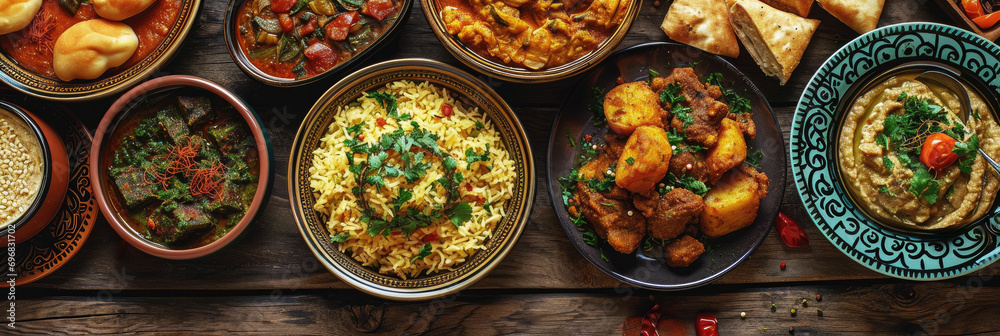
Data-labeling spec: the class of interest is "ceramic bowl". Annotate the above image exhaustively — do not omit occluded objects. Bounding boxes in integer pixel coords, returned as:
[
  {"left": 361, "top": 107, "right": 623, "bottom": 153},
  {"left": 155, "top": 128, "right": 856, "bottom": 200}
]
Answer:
[
  {"left": 421, "top": 0, "right": 641, "bottom": 83},
  {"left": 223, "top": 0, "right": 413, "bottom": 87},
  {"left": 791, "top": 23, "right": 1000, "bottom": 280},
  {"left": 0, "top": 0, "right": 202, "bottom": 101},
  {"left": 0, "top": 101, "right": 70, "bottom": 243},
  {"left": 288, "top": 58, "right": 535, "bottom": 300},
  {"left": 91, "top": 75, "right": 273, "bottom": 259}
]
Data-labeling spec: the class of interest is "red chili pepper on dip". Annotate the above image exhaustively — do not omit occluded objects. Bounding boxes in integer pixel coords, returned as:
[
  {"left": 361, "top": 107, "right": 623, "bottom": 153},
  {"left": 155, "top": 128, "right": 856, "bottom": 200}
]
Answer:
[
  {"left": 775, "top": 212, "right": 810, "bottom": 247},
  {"left": 696, "top": 312, "right": 719, "bottom": 336}
]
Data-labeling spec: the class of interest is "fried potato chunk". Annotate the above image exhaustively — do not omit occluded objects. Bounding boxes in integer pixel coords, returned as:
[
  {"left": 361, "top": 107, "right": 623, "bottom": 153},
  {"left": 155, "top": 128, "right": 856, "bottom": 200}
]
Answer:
[
  {"left": 704, "top": 118, "right": 748, "bottom": 184},
  {"left": 700, "top": 163, "right": 769, "bottom": 237},
  {"left": 615, "top": 126, "right": 672, "bottom": 193},
  {"left": 603, "top": 81, "right": 665, "bottom": 136},
  {"left": 664, "top": 235, "right": 705, "bottom": 267}
]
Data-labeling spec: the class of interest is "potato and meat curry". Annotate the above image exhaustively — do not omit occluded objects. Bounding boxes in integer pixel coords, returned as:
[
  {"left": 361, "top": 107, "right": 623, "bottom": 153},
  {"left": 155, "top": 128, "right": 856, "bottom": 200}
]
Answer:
[
  {"left": 561, "top": 67, "right": 768, "bottom": 267},
  {"left": 439, "top": 0, "right": 631, "bottom": 70}
]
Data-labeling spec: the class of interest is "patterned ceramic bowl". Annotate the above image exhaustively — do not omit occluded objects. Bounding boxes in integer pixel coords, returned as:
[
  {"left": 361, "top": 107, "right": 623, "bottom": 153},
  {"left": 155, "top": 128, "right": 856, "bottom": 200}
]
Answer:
[
  {"left": 288, "top": 58, "right": 534, "bottom": 300},
  {"left": 421, "top": 0, "right": 641, "bottom": 83},
  {"left": 0, "top": 0, "right": 202, "bottom": 101},
  {"left": 792, "top": 23, "right": 1000, "bottom": 280}
]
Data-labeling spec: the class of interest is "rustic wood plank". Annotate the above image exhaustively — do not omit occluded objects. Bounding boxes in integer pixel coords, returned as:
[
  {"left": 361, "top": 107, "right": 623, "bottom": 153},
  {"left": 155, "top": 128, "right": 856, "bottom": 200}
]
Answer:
[{"left": 13, "top": 279, "right": 1000, "bottom": 335}]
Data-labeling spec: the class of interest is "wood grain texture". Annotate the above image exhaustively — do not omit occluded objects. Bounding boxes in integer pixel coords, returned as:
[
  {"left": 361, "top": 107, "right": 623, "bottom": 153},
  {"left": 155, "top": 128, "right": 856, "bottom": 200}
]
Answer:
[
  {"left": 22, "top": 0, "right": 990, "bottom": 292},
  {"left": 13, "top": 279, "right": 1000, "bottom": 335}
]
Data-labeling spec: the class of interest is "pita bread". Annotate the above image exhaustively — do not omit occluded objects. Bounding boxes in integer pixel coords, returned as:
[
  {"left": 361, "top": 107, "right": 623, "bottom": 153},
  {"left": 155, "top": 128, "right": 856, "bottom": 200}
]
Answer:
[
  {"left": 661, "top": 0, "right": 740, "bottom": 58},
  {"left": 0, "top": 0, "right": 42, "bottom": 35},
  {"left": 759, "top": 0, "right": 812, "bottom": 17},
  {"left": 729, "top": 0, "right": 819, "bottom": 85},
  {"left": 818, "top": 0, "right": 883, "bottom": 34}
]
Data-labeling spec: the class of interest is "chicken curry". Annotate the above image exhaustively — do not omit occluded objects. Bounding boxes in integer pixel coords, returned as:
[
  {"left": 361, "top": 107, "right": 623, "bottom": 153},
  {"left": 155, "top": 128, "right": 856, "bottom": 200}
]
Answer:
[
  {"left": 561, "top": 67, "right": 768, "bottom": 268},
  {"left": 439, "top": 0, "right": 630, "bottom": 70}
]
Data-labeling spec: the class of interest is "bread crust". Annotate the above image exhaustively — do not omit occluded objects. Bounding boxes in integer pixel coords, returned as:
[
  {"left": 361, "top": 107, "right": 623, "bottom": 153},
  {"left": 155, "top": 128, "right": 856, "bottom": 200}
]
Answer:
[
  {"left": 660, "top": 0, "right": 740, "bottom": 58},
  {"left": 728, "top": 0, "right": 819, "bottom": 85},
  {"left": 818, "top": 0, "right": 884, "bottom": 34},
  {"left": 758, "top": 0, "right": 812, "bottom": 17}
]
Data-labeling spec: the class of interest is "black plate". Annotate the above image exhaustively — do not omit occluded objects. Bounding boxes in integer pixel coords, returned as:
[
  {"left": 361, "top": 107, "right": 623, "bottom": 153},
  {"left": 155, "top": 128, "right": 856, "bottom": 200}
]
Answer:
[{"left": 546, "top": 42, "right": 787, "bottom": 290}]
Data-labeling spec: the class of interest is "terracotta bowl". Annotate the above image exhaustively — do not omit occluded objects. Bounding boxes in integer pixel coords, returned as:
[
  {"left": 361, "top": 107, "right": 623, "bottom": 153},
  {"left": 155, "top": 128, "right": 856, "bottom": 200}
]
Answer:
[
  {"left": 223, "top": 0, "right": 413, "bottom": 87},
  {"left": 91, "top": 75, "right": 273, "bottom": 259},
  {"left": 421, "top": 0, "right": 641, "bottom": 83},
  {"left": 0, "top": 101, "right": 69, "bottom": 243}
]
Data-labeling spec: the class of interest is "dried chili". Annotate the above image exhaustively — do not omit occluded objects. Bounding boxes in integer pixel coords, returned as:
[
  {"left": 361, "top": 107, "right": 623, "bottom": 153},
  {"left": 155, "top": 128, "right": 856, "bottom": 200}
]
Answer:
[
  {"left": 639, "top": 304, "right": 660, "bottom": 336},
  {"left": 696, "top": 312, "right": 719, "bottom": 336},
  {"left": 775, "top": 212, "right": 810, "bottom": 247}
]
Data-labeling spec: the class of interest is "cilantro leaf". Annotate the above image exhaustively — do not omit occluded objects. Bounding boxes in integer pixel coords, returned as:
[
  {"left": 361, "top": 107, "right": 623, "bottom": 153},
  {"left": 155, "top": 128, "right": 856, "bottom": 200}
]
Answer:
[
  {"left": 882, "top": 156, "right": 894, "bottom": 173},
  {"left": 625, "top": 157, "right": 635, "bottom": 165},
  {"left": 660, "top": 83, "right": 685, "bottom": 105},
  {"left": 668, "top": 173, "right": 710, "bottom": 196},
  {"left": 588, "top": 87, "right": 607, "bottom": 126},
  {"left": 908, "top": 168, "right": 941, "bottom": 204},
  {"left": 346, "top": 122, "right": 365, "bottom": 134},
  {"left": 878, "top": 186, "right": 897, "bottom": 197},
  {"left": 411, "top": 243, "right": 433, "bottom": 262},
  {"left": 745, "top": 149, "right": 763, "bottom": 169},
  {"left": 448, "top": 202, "right": 473, "bottom": 227},
  {"left": 954, "top": 134, "right": 980, "bottom": 173},
  {"left": 465, "top": 145, "right": 491, "bottom": 168},
  {"left": 330, "top": 233, "right": 350, "bottom": 243}
]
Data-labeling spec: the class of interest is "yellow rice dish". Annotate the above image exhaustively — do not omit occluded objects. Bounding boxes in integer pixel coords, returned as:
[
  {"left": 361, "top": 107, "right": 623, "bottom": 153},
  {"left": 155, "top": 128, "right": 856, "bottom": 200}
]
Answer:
[{"left": 309, "top": 80, "right": 516, "bottom": 279}]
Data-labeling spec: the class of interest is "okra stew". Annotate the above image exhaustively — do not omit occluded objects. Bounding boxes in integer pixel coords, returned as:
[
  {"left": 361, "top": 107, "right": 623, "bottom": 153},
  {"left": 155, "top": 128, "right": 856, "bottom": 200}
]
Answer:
[
  {"left": 105, "top": 91, "right": 260, "bottom": 249},
  {"left": 235, "top": 0, "right": 404, "bottom": 79}
]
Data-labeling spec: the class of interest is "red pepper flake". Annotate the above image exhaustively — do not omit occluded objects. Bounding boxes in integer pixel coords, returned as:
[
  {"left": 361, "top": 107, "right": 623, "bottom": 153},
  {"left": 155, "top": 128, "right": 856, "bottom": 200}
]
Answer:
[
  {"left": 465, "top": 183, "right": 473, "bottom": 192},
  {"left": 696, "top": 312, "right": 719, "bottom": 336},
  {"left": 442, "top": 104, "right": 453, "bottom": 117},
  {"left": 639, "top": 304, "right": 660, "bottom": 336},
  {"left": 376, "top": 117, "right": 386, "bottom": 127},
  {"left": 584, "top": 134, "right": 593, "bottom": 141},
  {"left": 357, "top": 134, "right": 365, "bottom": 141},
  {"left": 147, "top": 218, "right": 156, "bottom": 230},
  {"left": 775, "top": 212, "right": 810, "bottom": 247},
  {"left": 781, "top": 261, "right": 787, "bottom": 270},
  {"left": 421, "top": 232, "right": 439, "bottom": 243},
  {"left": 816, "top": 294, "right": 822, "bottom": 301}
]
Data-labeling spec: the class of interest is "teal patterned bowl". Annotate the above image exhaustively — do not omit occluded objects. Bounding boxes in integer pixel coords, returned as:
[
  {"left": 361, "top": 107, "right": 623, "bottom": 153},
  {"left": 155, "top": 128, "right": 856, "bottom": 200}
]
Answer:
[{"left": 791, "top": 23, "right": 1000, "bottom": 280}]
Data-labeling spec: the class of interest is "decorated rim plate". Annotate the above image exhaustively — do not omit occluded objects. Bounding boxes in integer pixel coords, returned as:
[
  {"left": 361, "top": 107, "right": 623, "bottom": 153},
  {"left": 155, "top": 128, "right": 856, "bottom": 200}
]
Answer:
[
  {"left": 0, "top": 93, "right": 98, "bottom": 285},
  {"left": 0, "top": 0, "right": 202, "bottom": 101},
  {"left": 546, "top": 42, "right": 786, "bottom": 290},
  {"left": 420, "top": 0, "right": 641, "bottom": 83},
  {"left": 288, "top": 58, "right": 535, "bottom": 300},
  {"left": 791, "top": 22, "right": 1000, "bottom": 280}
]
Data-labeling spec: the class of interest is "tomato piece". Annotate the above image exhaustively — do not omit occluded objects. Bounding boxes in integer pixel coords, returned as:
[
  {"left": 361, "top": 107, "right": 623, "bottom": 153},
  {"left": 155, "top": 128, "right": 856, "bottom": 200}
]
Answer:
[
  {"left": 362, "top": 0, "right": 397, "bottom": 21},
  {"left": 441, "top": 104, "right": 453, "bottom": 117},
  {"left": 920, "top": 133, "right": 959, "bottom": 170},
  {"left": 303, "top": 42, "right": 338, "bottom": 73},
  {"left": 376, "top": 117, "right": 386, "bottom": 127},
  {"left": 420, "top": 232, "right": 439, "bottom": 243},
  {"left": 973, "top": 11, "right": 1000, "bottom": 29},
  {"left": 278, "top": 13, "right": 295, "bottom": 33},
  {"left": 270, "top": 0, "right": 297, "bottom": 13},
  {"left": 964, "top": 0, "right": 986, "bottom": 18},
  {"left": 325, "top": 11, "right": 359, "bottom": 41},
  {"left": 775, "top": 212, "right": 810, "bottom": 247},
  {"left": 695, "top": 312, "right": 719, "bottom": 336},
  {"left": 298, "top": 16, "right": 318, "bottom": 37}
]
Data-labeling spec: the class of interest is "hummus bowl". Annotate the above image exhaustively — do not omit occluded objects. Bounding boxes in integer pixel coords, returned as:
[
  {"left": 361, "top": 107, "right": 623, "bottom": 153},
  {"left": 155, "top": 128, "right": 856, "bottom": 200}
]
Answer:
[{"left": 792, "top": 23, "right": 1000, "bottom": 280}]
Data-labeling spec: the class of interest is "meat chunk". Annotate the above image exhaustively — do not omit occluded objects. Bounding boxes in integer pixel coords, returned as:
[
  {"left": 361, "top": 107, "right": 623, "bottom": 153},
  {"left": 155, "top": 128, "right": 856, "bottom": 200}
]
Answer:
[
  {"left": 148, "top": 203, "right": 216, "bottom": 246},
  {"left": 177, "top": 96, "right": 213, "bottom": 127},
  {"left": 633, "top": 188, "right": 705, "bottom": 240},
  {"left": 662, "top": 67, "right": 729, "bottom": 147},
  {"left": 156, "top": 105, "right": 191, "bottom": 144},
  {"left": 604, "top": 133, "right": 627, "bottom": 158},
  {"left": 603, "top": 81, "right": 666, "bottom": 136},
  {"left": 668, "top": 151, "right": 707, "bottom": 182},
  {"left": 112, "top": 167, "right": 157, "bottom": 208},
  {"left": 615, "top": 126, "right": 672, "bottom": 193},
  {"left": 664, "top": 235, "right": 705, "bottom": 267},
  {"left": 576, "top": 182, "right": 646, "bottom": 254}
]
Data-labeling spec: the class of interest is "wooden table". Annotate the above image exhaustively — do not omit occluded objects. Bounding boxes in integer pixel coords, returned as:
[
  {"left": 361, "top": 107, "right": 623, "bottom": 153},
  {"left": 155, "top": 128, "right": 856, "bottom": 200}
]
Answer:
[{"left": 14, "top": 0, "right": 1000, "bottom": 334}]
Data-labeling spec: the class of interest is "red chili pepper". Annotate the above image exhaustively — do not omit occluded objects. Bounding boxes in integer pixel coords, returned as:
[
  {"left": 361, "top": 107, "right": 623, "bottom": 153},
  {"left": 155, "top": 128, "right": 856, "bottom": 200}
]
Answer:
[
  {"left": 639, "top": 304, "right": 660, "bottom": 336},
  {"left": 964, "top": 0, "right": 986, "bottom": 18},
  {"left": 696, "top": 312, "right": 719, "bottom": 336},
  {"left": 376, "top": 117, "right": 386, "bottom": 127},
  {"left": 780, "top": 261, "right": 786, "bottom": 270},
  {"left": 442, "top": 104, "right": 453, "bottom": 117},
  {"left": 421, "top": 232, "right": 439, "bottom": 243},
  {"left": 775, "top": 212, "right": 810, "bottom": 247},
  {"left": 973, "top": 11, "right": 1000, "bottom": 29}
]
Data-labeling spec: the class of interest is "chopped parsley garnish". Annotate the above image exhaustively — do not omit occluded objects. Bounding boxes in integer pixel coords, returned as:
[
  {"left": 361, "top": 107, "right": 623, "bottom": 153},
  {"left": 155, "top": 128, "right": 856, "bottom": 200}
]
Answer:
[
  {"left": 475, "top": 120, "right": 485, "bottom": 130},
  {"left": 367, "top": 91, "right": 410, "bottom": 120},
  {"left": 674, "top": 107, "right": 694, "bottom": 128},
  {"left": 566, "top": 129, "right": 576, "bottom": 147},
  {"left": 411, "top": 243, "right": 433, "bottom": 262},
  {"left": 667, "top": 173, "right": 710, "bottom": 196},
  {"left": 878, "top": 186, "right": 897, "bottom": 197},
  {"left": 465, "top": 145, "right": 491, "bottom": 168},
  {"left": 626, "top": 157, "right": 636, "bottom": 165},
  {"left": 660, "top": 83, "right": 685, "bottom": 105},
  {"left": 745, "top": 149, "right": 763, "bottom": 169},
  {"left": 909, "top": 168, "right": 941, "bottom": 204},
  {"left": 882, "top": 156, "right": 894, "bottom": 173},
  {"left": 647, "top": 69, "right": 660, "bottom": 85},
  {"left": 707, "top": 73, "right": 752, "bottom": 115},
  {"left": 953, "top": 134, "right": 980, "bottom": 173},
  {"left": 588, "top": 87, "right": 607, "bottom": 126}
]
